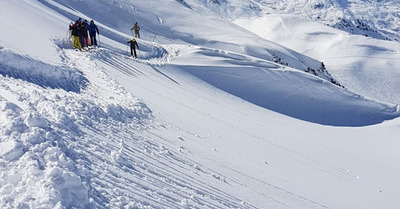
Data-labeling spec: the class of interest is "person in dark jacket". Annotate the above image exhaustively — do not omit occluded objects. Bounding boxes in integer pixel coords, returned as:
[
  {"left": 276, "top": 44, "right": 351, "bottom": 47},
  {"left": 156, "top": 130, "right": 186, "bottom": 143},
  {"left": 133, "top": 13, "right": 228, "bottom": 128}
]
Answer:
[
  {"left": 82, "top": 20, "right": 90, "bottom": 47},
  {"left": 127, "top": 38, "right": 139, "bottom": 58},
  {"left": 78, "top": 21, "right": 86, "bottom": 49},
  {"left": 69, "top": 20, "right": 82, "bottom": 50},
  {"left": 88, "top": 20, "right": 99, "bottom": 46}
]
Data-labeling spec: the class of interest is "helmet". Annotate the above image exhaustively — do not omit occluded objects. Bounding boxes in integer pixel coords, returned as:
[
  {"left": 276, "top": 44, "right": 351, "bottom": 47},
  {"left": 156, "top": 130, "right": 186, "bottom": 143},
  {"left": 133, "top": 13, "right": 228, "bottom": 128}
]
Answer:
[{"left": 132, "top": 38, "right": 136, "bottom": 41}]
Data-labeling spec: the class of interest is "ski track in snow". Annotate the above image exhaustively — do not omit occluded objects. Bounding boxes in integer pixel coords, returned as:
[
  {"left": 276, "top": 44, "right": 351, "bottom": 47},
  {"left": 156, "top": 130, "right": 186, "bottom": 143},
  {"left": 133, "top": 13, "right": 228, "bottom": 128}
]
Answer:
[
  {"left": 75, "top": 45, "right": 318, "bottom": 208},
  {"left": 69, "top": 52, "right": 240, "bottom": 208},
  {"left": 84, "top": 45, "right": 355, "bottom": 209},
  {"left": 51, "top": 42, "right": 336, "bottom": 208},
  {"left": 0, "top": 43, "right": 272, "bottom": 208}
]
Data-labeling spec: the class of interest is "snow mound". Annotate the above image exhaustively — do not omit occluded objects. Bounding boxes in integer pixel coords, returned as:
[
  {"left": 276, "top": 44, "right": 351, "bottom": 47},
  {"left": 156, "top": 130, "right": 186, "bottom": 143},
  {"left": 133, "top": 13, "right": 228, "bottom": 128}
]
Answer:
[
  {"left": 0, "top": 47, "right": 88, "bottom": 93},
  {"left": 0, "top": 46, "right": 152, "bottom": 207}
]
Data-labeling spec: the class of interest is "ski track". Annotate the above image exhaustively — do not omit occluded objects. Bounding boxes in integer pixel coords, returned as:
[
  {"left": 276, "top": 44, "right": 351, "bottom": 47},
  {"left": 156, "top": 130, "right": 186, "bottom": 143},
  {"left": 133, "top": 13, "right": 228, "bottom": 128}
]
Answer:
[
  {"left": 88, "top": 46, "right": 345, "bottom": 208},
  {"left": 54, "top": 46, "right": 260, "bottom": 208},
  {"left": 134, "top": 72, "right": 358, "bottom": 182},
  {"left": 54, "top": 44, "right": 337, "bottom": 208}
]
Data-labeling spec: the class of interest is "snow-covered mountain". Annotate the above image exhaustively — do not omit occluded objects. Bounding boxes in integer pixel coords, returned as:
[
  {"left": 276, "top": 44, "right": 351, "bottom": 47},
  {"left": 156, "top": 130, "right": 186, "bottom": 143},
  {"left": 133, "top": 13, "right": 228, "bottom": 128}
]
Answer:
[
  {"left": 199, "top": 0, "right": 400, "bottom": 41},
  {"left": 1, "top": 0, "right": 400, "bottom": 209}
]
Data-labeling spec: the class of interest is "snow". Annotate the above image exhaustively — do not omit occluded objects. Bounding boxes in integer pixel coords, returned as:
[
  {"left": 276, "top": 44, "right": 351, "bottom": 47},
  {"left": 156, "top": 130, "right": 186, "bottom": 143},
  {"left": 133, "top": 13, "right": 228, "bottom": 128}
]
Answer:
[
  {"left": 235, "top": 14, "right": 400, "bottom": 105},
  {"left": 1, "top": 0, "right": 400, "bottom": 209}
]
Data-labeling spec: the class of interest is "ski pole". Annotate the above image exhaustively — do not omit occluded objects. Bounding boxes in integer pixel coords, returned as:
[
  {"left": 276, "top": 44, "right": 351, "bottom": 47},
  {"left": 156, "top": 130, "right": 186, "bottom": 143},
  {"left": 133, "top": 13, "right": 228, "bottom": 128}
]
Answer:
[
  {"left": 98, "top": 33, "right": 100, "bottom": 47},
  {"left": 66, "top": 30, "right": 72, "bottom": 47}
]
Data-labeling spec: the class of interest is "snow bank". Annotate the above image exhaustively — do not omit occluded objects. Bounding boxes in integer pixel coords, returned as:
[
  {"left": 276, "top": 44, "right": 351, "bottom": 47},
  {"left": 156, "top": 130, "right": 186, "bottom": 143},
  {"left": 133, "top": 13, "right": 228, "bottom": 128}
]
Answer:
[
  {"left": 0, "top": 47, "right": 88, "bottom": 93},
  {"left": 0, "top": 95, "right": 89, "bottom": 208},
  {"left": 0, "top": 44, "right": 152, "bottom": 208}
]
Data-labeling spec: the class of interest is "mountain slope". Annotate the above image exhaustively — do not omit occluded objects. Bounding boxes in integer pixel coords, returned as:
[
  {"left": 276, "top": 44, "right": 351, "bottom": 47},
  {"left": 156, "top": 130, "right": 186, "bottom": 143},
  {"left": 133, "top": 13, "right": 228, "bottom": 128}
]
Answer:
[
  {"left": 197, "top": 0, "right": 400, "bottom": 40},
  {"left": 1, "top": 0, "right": 400, "bottom": 209},
  {"left": 235, "top": 14, "right": 400, "bottom": 104}
]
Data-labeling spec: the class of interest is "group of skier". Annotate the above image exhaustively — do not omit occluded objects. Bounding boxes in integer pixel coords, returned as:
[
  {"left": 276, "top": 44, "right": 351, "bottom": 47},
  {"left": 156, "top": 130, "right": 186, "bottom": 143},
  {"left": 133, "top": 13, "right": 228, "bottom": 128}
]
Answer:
[
  {"left": 68, "top": 18, "right": 141, "bottom": 58},
  {"left": 69, "top": 18, "right": 100, "bottom": 50},
  {"left": 127, "top": 22, "right": 140, "bottom": 58}
]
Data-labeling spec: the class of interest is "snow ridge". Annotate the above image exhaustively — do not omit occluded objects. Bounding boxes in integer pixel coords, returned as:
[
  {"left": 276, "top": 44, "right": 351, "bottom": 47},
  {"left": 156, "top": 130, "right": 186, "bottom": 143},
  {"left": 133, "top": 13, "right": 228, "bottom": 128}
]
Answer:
[{"left": 0, "top": 47, "right": 87, "bottom": 93}]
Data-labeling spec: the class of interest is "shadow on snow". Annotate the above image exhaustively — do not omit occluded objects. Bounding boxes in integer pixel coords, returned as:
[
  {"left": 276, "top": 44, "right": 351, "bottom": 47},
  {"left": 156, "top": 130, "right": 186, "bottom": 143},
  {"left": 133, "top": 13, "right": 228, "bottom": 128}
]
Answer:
[
  {"left": 180, "top": 65, "right": 400, "bottom": 127},
  {"left": 0, "top": 48, "right": 88, "bottom": 93}
]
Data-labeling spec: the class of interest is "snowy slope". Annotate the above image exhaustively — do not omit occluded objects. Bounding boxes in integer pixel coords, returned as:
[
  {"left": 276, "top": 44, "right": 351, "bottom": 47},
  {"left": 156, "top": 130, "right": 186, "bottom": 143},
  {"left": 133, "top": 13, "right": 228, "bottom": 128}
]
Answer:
[
  {"left": 1, "top": 0, "right": 400, "bottom": 209},
  {"left": 235, "top": 14, "right": 400, "bottom": 105},
  {"left": 198, "top": 0, "right": 400, "bottom": 40}
]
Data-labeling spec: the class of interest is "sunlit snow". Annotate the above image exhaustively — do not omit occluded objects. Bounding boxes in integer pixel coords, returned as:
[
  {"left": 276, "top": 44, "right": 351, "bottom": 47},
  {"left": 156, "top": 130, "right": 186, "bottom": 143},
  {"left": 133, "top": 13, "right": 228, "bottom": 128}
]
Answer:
[{"left": 1, "top": 0, "right": 400, "bottom": 209}]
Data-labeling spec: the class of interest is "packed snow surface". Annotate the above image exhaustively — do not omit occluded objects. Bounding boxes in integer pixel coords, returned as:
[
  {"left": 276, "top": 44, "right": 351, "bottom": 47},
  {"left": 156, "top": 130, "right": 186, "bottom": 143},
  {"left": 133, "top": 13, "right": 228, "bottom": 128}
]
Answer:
[{"left": 1, "top": 0, "right": 400, "bottom": 209}]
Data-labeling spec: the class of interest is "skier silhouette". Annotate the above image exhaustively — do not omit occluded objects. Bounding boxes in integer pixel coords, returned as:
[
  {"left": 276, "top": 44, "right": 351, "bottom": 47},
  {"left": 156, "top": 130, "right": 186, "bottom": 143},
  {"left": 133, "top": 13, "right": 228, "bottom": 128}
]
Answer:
[
  {"left": 127, "top": 38, "right": 139, "bottom": 58},
  {"left": 131, "top": 22, "right": 140, "bottom": 38}
]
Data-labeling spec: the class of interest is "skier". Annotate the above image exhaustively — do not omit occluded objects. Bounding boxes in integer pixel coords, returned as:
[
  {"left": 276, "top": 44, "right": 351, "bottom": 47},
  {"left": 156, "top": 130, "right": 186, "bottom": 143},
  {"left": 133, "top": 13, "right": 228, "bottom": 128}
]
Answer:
[
  {"left": 83, "top": 19, "right": 90, "bottom": 47},
  {"left": 88, "top": 20, "right": 99, "bottom": 47},
  {"left": 131, "top": 22, "right": 140, "bottom": 38},
  {"left": 69, "top": 20, "right": 82, "bottom": 50},
  {"left": 78, "top": 21, "right": 86, "bottom": 49},
  {"left": 127, "top": 38, "right": 139, "bottom": 58}
]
